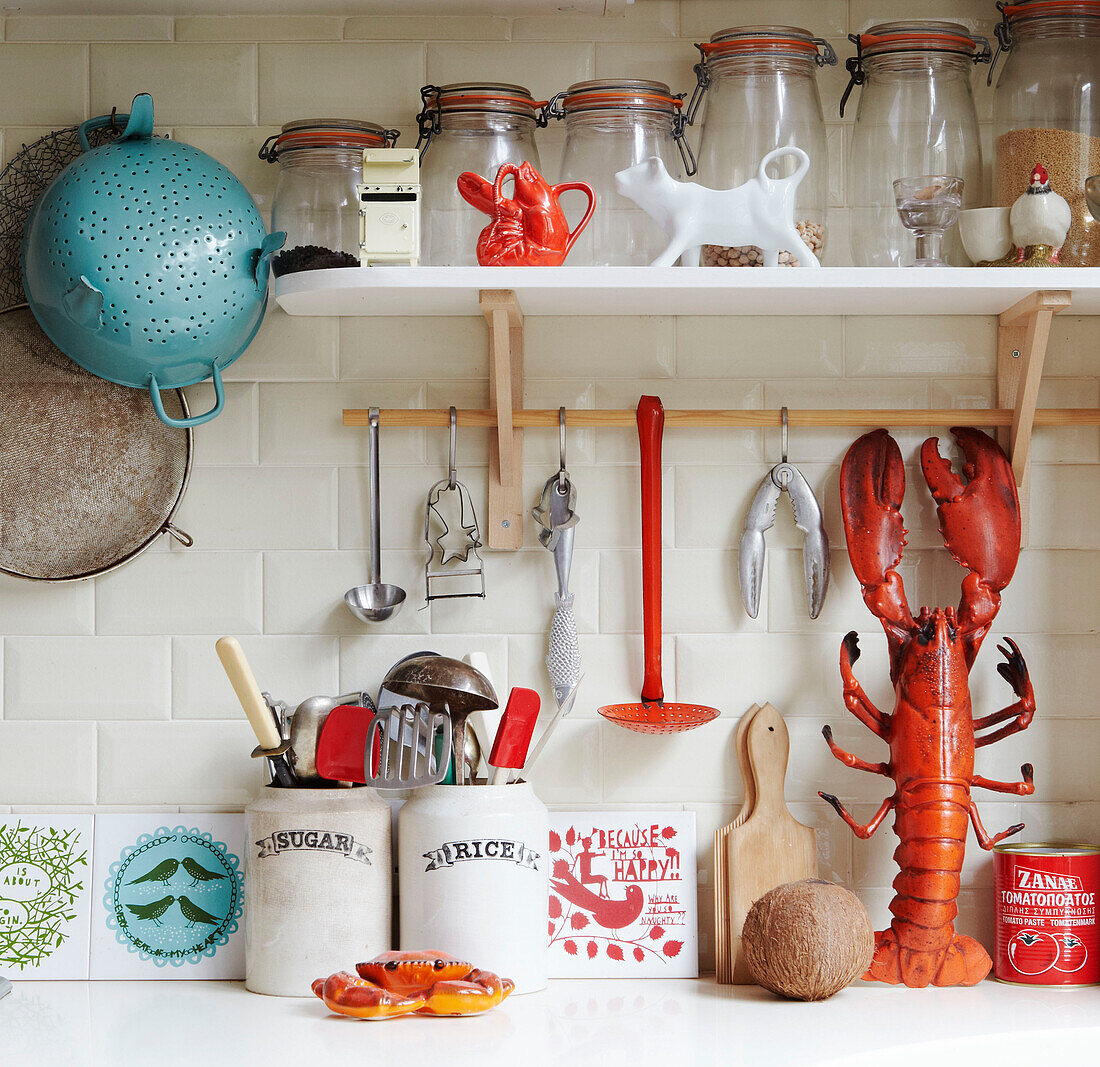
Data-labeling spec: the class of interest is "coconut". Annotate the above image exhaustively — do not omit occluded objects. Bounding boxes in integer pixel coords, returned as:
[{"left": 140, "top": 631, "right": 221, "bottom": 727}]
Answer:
[{"left": 741, "top": 879, "right": 873, "bottom": 1001}]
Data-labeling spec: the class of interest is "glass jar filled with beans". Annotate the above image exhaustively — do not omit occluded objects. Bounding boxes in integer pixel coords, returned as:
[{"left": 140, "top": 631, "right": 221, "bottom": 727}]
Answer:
[{"left": 687, "top": 25, "right": 835, "bottom": 266}]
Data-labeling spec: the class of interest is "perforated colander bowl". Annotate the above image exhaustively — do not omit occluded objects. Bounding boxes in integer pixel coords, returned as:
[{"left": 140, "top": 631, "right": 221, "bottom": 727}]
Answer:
[{"left": 22, "top": 94, "right": 284, "bottom": 428}]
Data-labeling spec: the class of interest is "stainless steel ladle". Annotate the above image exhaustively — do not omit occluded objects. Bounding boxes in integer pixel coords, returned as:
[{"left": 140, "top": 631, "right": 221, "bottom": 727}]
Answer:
[{"left": 345, "top": 407, "right": 407, "bottom": 623}]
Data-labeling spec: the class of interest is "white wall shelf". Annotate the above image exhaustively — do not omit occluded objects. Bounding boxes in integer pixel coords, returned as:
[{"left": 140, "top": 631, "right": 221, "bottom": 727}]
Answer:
[{"left": 276, "top": 266, "right": 1100, "bottom": 317}]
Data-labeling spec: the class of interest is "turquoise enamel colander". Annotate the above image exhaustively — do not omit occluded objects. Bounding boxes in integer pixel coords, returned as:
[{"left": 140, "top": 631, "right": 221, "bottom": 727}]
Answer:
[{"left": 22, "top": 94, "right": 284, "bottom": 428}]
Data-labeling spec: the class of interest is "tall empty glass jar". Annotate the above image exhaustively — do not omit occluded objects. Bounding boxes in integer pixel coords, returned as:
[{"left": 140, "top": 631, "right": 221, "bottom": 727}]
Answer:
[
  {"left": 991, "top": 1, "right": 1100, "bottom": 265},
  {"left": 843, "top": 23, "right": 991, "bottom": 266},
  {"left": 689, "top": 26, "right": 836, "bottom": 266},
  {"left": 260, "top": 119, "right": 399, "bottom": 276},
  {"left": 549, "top": 80, "right": 693, "bottom": 265},
  {"left": 418, "top": 83, "right": 544, "bottom": 266}
]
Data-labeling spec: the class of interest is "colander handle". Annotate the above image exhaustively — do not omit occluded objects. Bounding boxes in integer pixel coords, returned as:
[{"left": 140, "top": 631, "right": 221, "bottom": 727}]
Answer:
[
  {"left": 148, "top": 362, "right": 225, "bottom": 428},
  {"left": 78, "top": 93, "right": 155, "bottom": 152}
]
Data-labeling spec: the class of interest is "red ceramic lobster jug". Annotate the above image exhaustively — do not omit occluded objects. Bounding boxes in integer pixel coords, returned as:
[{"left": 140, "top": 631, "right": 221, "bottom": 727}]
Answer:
[{"left": 457, "top": 161, "right": 595, "bottom": 266}]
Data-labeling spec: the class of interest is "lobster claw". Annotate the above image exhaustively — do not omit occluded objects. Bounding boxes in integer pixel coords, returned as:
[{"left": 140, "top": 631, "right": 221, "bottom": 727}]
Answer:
[
  {"left": 921, "top": 427, "right": 1021, "bottom": 592},
  {"left": 840, "top": 429, "right": 914, "bottom": 653}
]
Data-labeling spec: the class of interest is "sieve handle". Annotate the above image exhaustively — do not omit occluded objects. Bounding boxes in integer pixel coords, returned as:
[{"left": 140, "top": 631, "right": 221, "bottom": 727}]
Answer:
[
  {"left": 78, "top": 93, "right": 155, "bottom": 152},
  {"left": 148, "top": 362, "right": 225, "bottom": 428}
]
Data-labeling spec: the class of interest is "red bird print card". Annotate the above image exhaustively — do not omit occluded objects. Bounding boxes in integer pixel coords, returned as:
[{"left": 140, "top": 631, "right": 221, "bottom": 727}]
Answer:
[{"left": 547, "top": 812, "right": 697, "bottom": 978}]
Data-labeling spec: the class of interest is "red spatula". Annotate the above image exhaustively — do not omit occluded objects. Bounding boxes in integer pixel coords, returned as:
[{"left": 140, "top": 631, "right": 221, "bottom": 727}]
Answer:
[
  {"left": 314, "top": 704, "right": 378, "bottom": 783},
  {"left": 488, "top": 687, "right": 541, "bottom": 784}
]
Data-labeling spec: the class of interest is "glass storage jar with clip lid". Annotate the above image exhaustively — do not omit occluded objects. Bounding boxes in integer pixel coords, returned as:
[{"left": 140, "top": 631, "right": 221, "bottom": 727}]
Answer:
[
  {"left": 991, "top": 1, "right": 1100, "bottom": 265},
  {"left": 687, "top": 26, "right": 836, "bottom": 266},
  {"left": 417, "top": 83, "right": 546, "bottom": 266},
  {"left": 259, "top": 118, "right": 399, "bottom": 277},
  {"left": 546, "top": 79, "right": 695, "bottom": 265},
  {"left": 841, "top": 23, "right": 991, "bottom": 266}
]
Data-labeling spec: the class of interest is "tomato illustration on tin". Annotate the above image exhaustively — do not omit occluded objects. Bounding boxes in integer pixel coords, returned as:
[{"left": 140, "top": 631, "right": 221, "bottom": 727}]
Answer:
[
  {"left": 1007, "top": 929, "right": 1060, "bottom": 975},
  {"left": 1053, "top": 934, "right": 1088, "bottom": 974}
]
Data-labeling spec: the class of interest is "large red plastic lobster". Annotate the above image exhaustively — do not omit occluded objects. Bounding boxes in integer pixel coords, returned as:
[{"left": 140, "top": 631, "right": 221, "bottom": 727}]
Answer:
[
  {"left": 457, "top": 161, "right": 595, "bottom": 266},
  {"left": 820, "top": 427, "right": 1036, "bottom": 988}
]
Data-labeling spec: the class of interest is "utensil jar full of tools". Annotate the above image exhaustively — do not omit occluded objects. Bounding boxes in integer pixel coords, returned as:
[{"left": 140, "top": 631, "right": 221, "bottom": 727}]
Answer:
[
  {"left": 245, "top": 787, "right": 392, "bottom": 996},
  {"left": 398, "top": 783, "right": 549, "bottom": 993}
]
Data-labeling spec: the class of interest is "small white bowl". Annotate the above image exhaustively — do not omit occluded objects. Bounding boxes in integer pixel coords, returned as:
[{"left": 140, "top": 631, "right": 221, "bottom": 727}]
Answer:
[{"left": 959, "top": 207, "right": 1012, "bottom": 264}]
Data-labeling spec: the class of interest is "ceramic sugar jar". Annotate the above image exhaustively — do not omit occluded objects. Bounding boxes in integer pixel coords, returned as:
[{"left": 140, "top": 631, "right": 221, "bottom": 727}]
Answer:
[{"left": 245, "top": 787, "right": 392, "bottom": 996}]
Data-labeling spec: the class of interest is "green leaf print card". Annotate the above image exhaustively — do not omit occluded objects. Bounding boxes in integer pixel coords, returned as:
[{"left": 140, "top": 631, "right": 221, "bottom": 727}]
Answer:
[
  {"left": 0, "top": 816, "right": 93, "bottom": 979},
  {"left": 90, "top": 815, "right": 245, "bottom": 979}
]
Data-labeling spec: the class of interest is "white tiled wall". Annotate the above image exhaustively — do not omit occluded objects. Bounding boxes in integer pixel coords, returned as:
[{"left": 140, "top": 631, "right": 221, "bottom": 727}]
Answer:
[{"left": 1, "top": 2, "right": 1098, "bottom": 971}]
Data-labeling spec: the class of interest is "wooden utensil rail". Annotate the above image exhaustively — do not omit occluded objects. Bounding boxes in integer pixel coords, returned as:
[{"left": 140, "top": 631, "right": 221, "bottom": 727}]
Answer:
[
  {"left": 342, "top": 288, "right": 1078, "bottom": 548},
  {"left": 346, "top": 407, "right": 1100, "bottom": 428}
]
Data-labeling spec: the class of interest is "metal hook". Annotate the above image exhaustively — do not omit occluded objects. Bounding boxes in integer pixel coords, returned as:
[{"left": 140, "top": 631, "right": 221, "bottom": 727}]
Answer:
[
  {"left": 558, "top": 406, "right": 568, "bottom": 491},
  {"left": 447, "top": 406, "right": 457, "bottom": 489},
  {"left": 781, "top": 406, "right": 789, "bottom": 464}
]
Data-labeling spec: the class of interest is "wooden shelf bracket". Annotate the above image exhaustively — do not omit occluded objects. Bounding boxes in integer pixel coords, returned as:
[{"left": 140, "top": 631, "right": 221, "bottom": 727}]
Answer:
[
  {"left": 997, "top": 290, "right": 1072, "bottom": 542},
  {"left": 481, "top": 289, "right": 525, "bottom": 550}
]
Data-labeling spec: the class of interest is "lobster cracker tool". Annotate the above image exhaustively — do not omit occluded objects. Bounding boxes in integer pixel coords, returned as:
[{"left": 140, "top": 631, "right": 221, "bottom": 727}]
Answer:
[
  {"left": 739, "top": 407, "right": 830, "bottom": 620},
  {"left": 424, "top": 407, "right": 485, "bottom": 604}
]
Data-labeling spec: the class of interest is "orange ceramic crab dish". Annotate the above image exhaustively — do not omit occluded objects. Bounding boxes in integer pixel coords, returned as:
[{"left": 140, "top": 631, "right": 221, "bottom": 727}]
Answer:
[{"left": 312, "top": 951, "right": 515, "bottom": 1020}]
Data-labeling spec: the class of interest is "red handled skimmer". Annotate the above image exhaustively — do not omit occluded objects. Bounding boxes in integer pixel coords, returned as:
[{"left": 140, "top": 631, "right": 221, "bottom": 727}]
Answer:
[{"left": 598, "top": 396, "right": 721, "bottom": 734}]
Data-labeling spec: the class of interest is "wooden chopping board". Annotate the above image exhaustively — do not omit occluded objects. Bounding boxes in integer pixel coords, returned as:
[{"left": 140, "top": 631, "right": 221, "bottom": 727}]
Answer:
[{"left": 727, "top": 702, "right": 817, "bottom": 983}]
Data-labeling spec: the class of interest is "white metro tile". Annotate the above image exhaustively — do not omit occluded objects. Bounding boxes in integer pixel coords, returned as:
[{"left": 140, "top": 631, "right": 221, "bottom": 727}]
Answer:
[
  {"left": 339, "top": 464, "right": 437, "bottom": 552},
  {"left": 97, "top": 721, "right": 259, "bottom": 806},
  {"left": 95, "top": 551, "right": 263, "bottom": 635},
  {"left": 430, "top": 551, "right": 600, "bottom": 635},
  {"left": 524, "top": 718, "right": 602, "bottom": 805},
  {"left": 5, "top": 637, "right": 170, "bottom": 720},
  {"left": 6, "top": 16, "right": 171, "bottom": 40},
  {"left": 172, "top": 467, "right": 337, "bottom": 550},
  {"left": 0, "top": 723, "right": 97, "bottom": 804},
  {"left": 674, "top": 633, "right": 895, "bottom": 725},
  {"left": 339, "top": 316, "right": 487, "bottom": 380},
  {"left": 228, "top": 306, "right": 339, "bottom": 382},
  {"left": 1046, "top": 317, "right": 1100, "bottom": 377},
  {"left": 844, "top": 317, "right": 996, "bottom": 377},
  {"left": 944, "top": 550, "right": 1100, "bottom": 634},
  {"left": 0, "top": 45, "right": 86, "bottom": 124},
  {"left": 680, "top": 1, "right": 848, "bottom": 37},
  {"left": 599, "top": 549, "right": 763, "bottom": 635},
  {"left": 259, "top": 382, "right": 425, "bottom": 466},
  {"left": 263, "top": 550, "right": 430, "bottom": 636},
  {"left": 343, "top": 16, "right": 509, "bottom": 41},
  {"left": 175, "top": 16, "right": 343, "bottom": 41},
  {"left": 172, "top": 635, "right": 340, "bottom": 719},
  {"left": 525, "top": 317, "right": 675, "bottom": 380},
  {"left": 676, "top": 318, "right": 844, "bottom": 379},
  {"left": 594, "top": 41, "right": 696, "bottom": 95},
  {"left": 425, "top": 42, "right": 594, "bottom": 96},
  {"left": 1029, "top": 466, "right": 1100, "bottom": 549},
  {"left": 90, "top": 43, "right": 257, "bottom": 125},
  {"left": 191, "top": 383, "right": 257, "bottom": 466},
  {"left": 0, "top": 575, "right": 94, "bottom": 635},
  {"left": 259, "top": 43, "right": 425, "bottom": 125},
  {"left": 513, "top": 3, "right": 677, "bottom": 41},
  {"left": 1034, "top": 378, "right": 1100, "bottom": 465}
]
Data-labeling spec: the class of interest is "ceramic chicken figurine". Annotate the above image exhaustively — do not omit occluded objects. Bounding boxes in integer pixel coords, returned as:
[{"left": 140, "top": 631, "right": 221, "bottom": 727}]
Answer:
[{"left": 1009, "top": 164, "right": 1072, "bottom": 266}]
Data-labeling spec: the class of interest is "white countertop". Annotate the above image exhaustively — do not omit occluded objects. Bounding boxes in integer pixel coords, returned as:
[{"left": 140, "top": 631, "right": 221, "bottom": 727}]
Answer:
[{"left": 3, "top": 978, "right": 1099, "bottom": 1067}]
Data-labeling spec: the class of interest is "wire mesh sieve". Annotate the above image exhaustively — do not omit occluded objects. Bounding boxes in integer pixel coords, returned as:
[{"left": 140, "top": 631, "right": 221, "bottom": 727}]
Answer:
[{"left": 0, "top": 123, "right": 192, "bottom": 582}]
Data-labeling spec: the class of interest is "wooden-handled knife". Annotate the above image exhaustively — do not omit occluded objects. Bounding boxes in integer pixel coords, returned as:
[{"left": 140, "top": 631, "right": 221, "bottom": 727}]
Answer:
[{"left": 216, "top": 636, "right": 297, "bottom": 788}]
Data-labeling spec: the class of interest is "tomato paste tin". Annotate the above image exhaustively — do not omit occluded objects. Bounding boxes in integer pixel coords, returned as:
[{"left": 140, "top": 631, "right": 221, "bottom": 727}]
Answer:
[{"left": 994, "top": 842, "right": 1099, "bottom": 986}]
